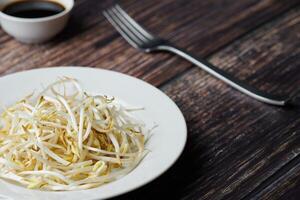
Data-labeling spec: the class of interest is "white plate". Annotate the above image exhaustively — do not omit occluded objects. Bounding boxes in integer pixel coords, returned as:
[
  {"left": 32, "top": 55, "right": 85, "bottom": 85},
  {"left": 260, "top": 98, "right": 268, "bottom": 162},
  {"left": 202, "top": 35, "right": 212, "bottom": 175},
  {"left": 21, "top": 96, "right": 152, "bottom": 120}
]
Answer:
[{"left": 0, "top": 67, "right": 187, "bottom": 200}]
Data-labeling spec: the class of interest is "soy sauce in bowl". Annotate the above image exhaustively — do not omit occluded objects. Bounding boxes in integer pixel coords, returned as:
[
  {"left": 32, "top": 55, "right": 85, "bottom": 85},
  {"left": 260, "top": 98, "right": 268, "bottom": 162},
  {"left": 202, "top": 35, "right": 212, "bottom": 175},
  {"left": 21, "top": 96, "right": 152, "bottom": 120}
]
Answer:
[{"left": 2, "top": 1, "right": 65, "bottom": 18}]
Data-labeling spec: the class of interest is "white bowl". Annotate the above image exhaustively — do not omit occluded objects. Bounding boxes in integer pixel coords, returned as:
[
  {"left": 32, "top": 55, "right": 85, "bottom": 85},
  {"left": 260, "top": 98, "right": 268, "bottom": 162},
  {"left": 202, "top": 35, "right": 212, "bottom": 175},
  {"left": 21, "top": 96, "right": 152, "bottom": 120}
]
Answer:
[{"left": 0, "top": 0, "right": 74, "bottom": 43}]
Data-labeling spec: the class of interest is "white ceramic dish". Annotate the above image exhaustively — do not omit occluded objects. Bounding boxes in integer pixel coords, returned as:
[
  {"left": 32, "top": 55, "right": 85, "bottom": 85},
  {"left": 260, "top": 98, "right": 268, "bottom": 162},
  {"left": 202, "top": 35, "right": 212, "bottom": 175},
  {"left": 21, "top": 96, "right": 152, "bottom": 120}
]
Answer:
[
  {"left": 0, "top": 0, "right": 74, "bottom": 44},
  {"left": 0, "top": 67, "right": 187, "bottom": 200}
]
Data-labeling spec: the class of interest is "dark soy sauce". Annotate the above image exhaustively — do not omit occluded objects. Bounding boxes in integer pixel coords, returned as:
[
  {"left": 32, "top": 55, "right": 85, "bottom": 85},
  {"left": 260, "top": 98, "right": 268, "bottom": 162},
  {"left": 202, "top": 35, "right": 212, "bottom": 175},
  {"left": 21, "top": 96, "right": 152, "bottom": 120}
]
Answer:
[{"left": 2, "top": 1, "right": 65, "bottom": 18}]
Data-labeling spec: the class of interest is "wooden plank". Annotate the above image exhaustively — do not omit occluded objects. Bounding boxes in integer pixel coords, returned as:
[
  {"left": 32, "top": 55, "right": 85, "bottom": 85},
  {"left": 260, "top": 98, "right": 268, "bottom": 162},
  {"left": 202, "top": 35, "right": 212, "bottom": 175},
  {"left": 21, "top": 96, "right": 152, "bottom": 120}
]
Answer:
[
  {"left": 244, "top": 156, "right": 300, "bottom": 200},
  {"left": 261, "top": 169, "right": 300, "bottom": 200},
  {"left": 111, "top": 7, "right": 300, "bottom": 200},
  {"left": 0, "top": 0, "right": 298, "bottom": 88},
  {"left": 260, "top": 168, "right": 300, "bottom": 200}
]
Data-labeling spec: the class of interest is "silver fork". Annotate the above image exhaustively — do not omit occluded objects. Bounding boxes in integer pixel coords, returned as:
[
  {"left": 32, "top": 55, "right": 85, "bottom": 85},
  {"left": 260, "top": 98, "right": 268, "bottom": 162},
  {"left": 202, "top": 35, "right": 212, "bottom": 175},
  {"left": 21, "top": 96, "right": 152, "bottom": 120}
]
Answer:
[{"left": 103, "top": 5, "right": 289, "bottom": 106}]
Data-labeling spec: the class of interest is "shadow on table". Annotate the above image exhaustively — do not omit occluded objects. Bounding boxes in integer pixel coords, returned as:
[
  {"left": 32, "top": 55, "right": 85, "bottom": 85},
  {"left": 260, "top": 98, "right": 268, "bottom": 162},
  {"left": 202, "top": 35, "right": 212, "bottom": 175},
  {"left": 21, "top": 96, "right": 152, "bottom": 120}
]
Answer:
[
  {"left": 110, "top": 135, "right": 208, "bottom": 200},
  {"left": 44, "top": 0, "right": 115, "bottom": 45},
  {"left": 49, "top": 14, "right": 91, "bottom": 44}
]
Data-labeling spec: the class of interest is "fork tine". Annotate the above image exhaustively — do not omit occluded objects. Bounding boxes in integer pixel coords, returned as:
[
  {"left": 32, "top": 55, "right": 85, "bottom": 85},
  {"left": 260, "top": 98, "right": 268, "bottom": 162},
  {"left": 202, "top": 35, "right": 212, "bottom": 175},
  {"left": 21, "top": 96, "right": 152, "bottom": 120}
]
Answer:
[
  {"left": 111, "top": 6, "right": 149, "bottom": 43},
  {"left": 103, "top": 10, "right": 141, "bottom": 48},
  {"left": 115, "top": 4, "right": 154, "bottom": 40}
]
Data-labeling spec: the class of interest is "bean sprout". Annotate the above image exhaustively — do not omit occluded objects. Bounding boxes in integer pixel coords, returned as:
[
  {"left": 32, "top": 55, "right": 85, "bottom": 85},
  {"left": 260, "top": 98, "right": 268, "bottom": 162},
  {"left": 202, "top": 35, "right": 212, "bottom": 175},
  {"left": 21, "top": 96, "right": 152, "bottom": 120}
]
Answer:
[{"left": 0, "top": 77, "right": 148, "bottom": 191}]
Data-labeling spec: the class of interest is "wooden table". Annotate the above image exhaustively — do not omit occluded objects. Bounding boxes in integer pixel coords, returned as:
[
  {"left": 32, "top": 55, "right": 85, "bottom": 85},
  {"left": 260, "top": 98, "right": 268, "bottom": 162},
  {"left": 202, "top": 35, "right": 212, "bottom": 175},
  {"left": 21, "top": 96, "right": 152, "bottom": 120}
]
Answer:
[{"left": 0, "top": 0, "right": 299, "bottom": 199}]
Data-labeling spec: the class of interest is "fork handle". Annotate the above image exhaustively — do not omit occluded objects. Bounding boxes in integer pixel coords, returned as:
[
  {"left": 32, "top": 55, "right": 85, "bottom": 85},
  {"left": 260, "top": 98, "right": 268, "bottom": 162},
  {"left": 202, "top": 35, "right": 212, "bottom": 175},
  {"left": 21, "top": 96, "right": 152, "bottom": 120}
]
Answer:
[{"left": 159, "top": 45, "right": 288, "bottom": 106}]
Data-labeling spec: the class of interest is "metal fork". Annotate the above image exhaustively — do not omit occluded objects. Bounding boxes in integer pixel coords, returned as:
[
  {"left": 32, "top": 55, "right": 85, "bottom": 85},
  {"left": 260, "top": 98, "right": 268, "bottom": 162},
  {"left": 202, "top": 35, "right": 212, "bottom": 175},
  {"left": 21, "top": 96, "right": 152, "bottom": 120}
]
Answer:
[{"left": 103, "top": 5, "right": 289, "bottom": 106}]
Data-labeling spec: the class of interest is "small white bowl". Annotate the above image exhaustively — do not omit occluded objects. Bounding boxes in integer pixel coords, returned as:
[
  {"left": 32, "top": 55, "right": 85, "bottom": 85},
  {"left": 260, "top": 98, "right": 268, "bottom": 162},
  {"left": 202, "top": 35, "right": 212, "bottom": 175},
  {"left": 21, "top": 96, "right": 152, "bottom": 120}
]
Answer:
[{"left": 0, "top": 0, "right": 74, "bottom": 44}]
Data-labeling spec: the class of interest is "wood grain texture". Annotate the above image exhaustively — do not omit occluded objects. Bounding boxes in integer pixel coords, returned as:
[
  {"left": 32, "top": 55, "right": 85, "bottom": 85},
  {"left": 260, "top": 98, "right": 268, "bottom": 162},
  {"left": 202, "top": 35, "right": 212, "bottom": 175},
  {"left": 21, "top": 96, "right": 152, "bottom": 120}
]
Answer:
[
  {"left": 0, "top": 0, "right": 299, "bottom": 87},
  {"left": 112, "top": 7, "right": 300, "bottom": 200},
  {"left": 245, "top": 156, "right": 300, "bottom": 200},
  {"left": 0, "top": 0, "right": 299, "bottom": 199}
]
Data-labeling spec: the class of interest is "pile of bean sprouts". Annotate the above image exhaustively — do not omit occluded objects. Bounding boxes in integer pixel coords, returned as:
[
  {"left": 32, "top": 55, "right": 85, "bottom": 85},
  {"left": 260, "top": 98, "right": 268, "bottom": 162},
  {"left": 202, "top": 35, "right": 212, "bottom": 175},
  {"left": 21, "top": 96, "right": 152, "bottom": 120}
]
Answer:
[{"left": 0, "top": 77, "right": 148, "bottom": 191}]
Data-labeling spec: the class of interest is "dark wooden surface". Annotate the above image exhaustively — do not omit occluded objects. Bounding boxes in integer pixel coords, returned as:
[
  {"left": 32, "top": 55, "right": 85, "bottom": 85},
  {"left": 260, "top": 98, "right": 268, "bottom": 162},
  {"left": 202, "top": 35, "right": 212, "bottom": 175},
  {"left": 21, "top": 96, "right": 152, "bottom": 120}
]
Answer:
[{"left": 0, "top": 0, "right": 299, "bottom": 199}]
